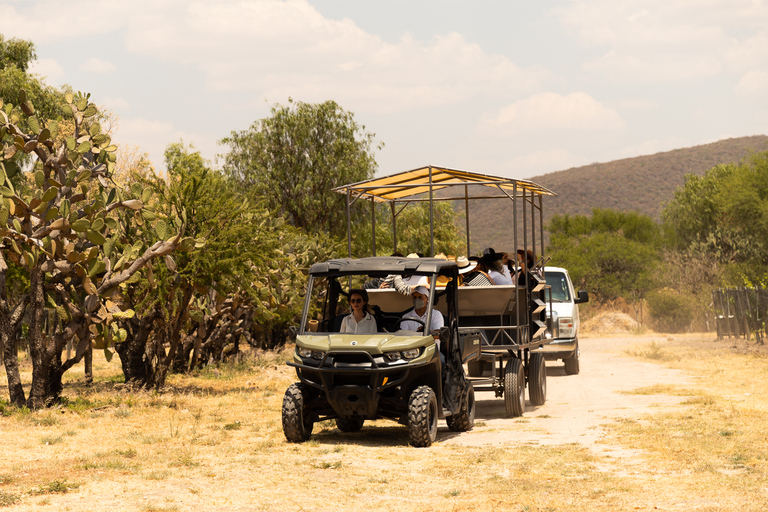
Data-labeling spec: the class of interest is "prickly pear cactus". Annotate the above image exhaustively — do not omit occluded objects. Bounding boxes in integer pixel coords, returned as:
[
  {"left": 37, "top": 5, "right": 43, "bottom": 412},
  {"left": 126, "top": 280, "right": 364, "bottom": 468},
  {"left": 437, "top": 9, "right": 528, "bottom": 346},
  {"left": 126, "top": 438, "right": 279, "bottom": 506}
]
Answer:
[{"left": 0, "top": 90, "right": 182, "bottom": 359}]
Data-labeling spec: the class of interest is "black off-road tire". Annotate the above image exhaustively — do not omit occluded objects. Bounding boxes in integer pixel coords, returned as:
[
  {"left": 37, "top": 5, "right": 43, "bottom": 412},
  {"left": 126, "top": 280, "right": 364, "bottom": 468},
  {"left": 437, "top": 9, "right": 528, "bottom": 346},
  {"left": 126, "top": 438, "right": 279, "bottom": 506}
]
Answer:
[
  {"left": 282, "top": 383, "right": 314, "bottom": 443},
  {"left": 408, "top": 385, "right": 438, "bottom": 447},
  {"left": 336, "top": 416, "right": 365, "bottom": 432},
  {"left": 564, "top": 341, "right": 580, "bottom": 375},
  {"left": 504, "top": 357, "right": 525, "bottom": 417},
  {"left": 446, "top": 385, "right": 475, "bottom": 432},
  {"left": 528, "top": 352, "right": 547, "bottom": 406}
]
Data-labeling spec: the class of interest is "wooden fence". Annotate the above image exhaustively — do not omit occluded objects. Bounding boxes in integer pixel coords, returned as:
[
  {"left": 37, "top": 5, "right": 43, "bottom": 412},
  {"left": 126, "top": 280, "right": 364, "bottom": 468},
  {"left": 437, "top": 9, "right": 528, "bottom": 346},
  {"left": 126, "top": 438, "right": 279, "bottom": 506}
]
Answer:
[{"left": 712, "top": 287, "right": 768, "bottom": 343}]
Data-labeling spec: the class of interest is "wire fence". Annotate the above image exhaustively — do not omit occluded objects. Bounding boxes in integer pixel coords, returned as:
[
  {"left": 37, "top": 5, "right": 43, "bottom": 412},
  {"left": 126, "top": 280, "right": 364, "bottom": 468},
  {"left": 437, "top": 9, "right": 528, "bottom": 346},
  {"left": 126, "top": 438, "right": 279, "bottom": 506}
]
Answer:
[{"left": 712, "top": 287, "right": 768, "bottom": 343}]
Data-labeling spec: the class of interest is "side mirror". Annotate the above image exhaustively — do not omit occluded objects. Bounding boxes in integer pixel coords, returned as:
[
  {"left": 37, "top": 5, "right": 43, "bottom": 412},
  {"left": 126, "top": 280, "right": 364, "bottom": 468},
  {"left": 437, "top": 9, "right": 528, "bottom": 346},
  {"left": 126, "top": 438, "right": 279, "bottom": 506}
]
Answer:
[
  {"left": 288, "top": 325, "right": 298, "bottom": 341},
  {"left": 575, "top": 290, "right": 589, "bottom": 304}
]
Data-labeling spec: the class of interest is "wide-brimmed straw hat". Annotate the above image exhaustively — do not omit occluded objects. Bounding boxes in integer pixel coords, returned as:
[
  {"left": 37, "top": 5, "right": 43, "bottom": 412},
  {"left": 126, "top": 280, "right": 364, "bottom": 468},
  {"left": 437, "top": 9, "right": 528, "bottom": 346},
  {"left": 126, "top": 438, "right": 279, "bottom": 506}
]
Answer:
[{"left": 456, "top": 256, "right": 477, "bottom": 274}]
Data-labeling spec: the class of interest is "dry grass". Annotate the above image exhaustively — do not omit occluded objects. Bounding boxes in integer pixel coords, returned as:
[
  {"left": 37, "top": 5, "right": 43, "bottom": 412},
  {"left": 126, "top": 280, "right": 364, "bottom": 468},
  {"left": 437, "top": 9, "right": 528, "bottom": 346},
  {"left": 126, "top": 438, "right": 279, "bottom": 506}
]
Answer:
[
  {"left": 604, "top": 334, "right": 768, "bottom": 511},
  {"left": 0, "top": 337, "right": 767, "bottom": 511}
]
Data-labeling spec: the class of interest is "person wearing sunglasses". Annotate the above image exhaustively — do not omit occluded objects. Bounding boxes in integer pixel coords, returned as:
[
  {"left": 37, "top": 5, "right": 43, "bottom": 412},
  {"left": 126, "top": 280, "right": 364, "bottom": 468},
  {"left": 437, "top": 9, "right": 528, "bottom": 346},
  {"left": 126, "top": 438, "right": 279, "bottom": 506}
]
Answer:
[{"left": 340, "top": 288, "right": 378, "bottom": 334}]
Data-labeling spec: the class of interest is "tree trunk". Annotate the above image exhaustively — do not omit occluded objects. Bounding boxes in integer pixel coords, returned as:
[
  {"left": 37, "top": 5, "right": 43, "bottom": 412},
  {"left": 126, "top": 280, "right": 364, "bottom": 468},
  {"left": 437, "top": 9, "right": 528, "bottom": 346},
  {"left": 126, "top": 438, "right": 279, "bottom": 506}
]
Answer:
[
  {"left": 0, "top": 253, "right": 27, "bottom": 406},
  {"left": 152, "top": 287, "right": 194, "bottom": 389},
  {"left": 26, "top": 268, "right": 50, "bottom": 409},
  {"left": 1, "top": 325, "right": 26, "bottom": 406},
  {"left": 115, "top": 309, "right": 159, "bottom": 387}
]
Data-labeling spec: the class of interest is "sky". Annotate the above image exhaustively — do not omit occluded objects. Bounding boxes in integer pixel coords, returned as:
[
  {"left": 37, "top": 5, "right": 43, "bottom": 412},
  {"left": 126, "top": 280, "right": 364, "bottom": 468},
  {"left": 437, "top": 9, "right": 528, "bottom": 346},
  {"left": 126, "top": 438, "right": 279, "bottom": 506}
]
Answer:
[{"left": 2, "top": 0, "right": 767, "bottom": 180}]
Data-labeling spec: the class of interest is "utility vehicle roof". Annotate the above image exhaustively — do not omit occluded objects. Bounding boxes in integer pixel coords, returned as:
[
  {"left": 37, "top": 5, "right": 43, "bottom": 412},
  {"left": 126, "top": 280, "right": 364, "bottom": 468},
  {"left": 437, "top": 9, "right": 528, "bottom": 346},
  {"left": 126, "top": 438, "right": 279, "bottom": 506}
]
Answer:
[
  {"left": 309, "top": 257, "right": 458, "bottom": 277},
  {"left": 332, "top": 165, "right": 557, "bottom": 203}
]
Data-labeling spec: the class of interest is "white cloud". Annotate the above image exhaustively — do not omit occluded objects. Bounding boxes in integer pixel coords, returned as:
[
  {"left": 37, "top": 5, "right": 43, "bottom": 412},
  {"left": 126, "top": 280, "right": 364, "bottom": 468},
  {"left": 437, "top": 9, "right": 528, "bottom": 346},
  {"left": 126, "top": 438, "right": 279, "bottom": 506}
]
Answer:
[
  {"left": 27, "top": 58, "right": 66, "bottom": 86},
  {"left": 116, "top": 1, "right": 543, "bottom": 114},
  {"left": 485, "top": 92, "right": 624, "bottom": 133},
  {"left": 736, "top": 70, "right": 768, "bottom": 95},
  {"left": 554, "top": 0, "right": 768, "bottom": 82},
  {"left": 80, "top": 57, "right": 117, "bottom": 74},
  {"left": 0, "top": 1, "right": 126, "bottom": 43}
]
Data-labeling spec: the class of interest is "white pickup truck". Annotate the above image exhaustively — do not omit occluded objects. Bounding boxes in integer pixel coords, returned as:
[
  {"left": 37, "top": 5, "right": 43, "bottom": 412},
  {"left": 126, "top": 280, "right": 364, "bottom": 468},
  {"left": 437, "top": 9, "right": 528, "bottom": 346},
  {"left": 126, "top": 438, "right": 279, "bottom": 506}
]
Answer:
[{"left": 538, "top": 266, "right": 589, "bottom": 375}]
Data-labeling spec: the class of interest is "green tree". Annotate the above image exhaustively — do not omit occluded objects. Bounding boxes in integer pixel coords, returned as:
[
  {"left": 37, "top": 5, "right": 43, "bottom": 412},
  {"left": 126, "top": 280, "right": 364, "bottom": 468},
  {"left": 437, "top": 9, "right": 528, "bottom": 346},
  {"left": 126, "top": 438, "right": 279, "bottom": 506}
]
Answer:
[
  {"left": 662, "top": 152, "right": 768, "bottom": 285},
  {"left": 0, "top": 35, "right": 66, "bottom": 150},
  {"left": 220, "top": 99, "right": 380, "bottom": 239},
  {"left": 547, "top": 208, "right": 661, "bottom": 319},
  {"left": 368, "top": 201, "right": 466, "bottom": 257}
]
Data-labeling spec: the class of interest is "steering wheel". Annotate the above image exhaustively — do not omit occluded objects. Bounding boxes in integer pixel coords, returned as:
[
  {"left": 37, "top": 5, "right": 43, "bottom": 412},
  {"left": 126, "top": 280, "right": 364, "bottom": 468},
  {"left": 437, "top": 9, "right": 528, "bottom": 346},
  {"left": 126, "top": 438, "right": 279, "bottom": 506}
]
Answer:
[{"left": 391, "top": 317, "right": 426, "bottom": 332}]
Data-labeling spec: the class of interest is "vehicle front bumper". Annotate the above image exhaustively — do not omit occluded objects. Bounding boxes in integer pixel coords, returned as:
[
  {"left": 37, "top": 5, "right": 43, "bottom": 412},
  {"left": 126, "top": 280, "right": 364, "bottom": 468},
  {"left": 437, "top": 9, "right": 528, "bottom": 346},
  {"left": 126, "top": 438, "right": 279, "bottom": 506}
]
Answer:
[{"left": 537, "top": 338, "right": 577, "bottom": 361}]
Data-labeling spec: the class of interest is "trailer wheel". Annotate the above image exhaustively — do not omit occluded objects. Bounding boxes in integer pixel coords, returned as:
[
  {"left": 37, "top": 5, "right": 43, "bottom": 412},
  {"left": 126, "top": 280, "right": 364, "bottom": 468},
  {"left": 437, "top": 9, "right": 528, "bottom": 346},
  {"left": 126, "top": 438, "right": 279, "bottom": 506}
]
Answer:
[
  {"left": 564, "top": 341, "right": 580, "bottom": 375},
  {"left": 336, "top": 416, "right": 365, "bottom": 432},
  {"left": 528, "top": 352, "right": 547, "bottom": 406},
  {"left": 446, "top": 385, "right": 475, "bottom": 432},
  {"left": 408, "top": 385, "right": 438, "bottom": 447},
  {"left": 282, "top": 383, "right": 314, "bottom": 443},
  {"left": 504, "top": 357, "right": 525, "bottom": 417}
]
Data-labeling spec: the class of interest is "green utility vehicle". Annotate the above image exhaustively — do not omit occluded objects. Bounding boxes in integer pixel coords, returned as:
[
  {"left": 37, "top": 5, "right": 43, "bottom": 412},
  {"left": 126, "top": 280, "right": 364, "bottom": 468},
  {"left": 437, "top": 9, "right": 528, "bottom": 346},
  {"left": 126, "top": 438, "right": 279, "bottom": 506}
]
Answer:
[
  {"left": 282, "top": 166, "right": 557, "bottom": 446},
  {"left": 283, "top": 256, "right": 477, "bottom": 447}
]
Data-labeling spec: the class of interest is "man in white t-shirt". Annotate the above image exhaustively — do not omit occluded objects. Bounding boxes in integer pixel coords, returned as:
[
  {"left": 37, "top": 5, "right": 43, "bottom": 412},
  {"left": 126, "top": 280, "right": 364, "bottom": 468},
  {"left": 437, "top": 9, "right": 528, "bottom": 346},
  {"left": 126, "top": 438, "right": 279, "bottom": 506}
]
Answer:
[{"left": 400, "top": 285, "right": 444, "bottom": 342}]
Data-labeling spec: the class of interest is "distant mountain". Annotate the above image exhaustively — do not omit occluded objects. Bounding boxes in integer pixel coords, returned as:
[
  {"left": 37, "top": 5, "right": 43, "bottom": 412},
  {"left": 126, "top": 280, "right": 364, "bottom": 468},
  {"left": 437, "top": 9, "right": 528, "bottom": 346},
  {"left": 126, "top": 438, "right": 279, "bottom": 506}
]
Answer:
[{"left": 464, "top": 135, "right": 768, "bottom": 254}]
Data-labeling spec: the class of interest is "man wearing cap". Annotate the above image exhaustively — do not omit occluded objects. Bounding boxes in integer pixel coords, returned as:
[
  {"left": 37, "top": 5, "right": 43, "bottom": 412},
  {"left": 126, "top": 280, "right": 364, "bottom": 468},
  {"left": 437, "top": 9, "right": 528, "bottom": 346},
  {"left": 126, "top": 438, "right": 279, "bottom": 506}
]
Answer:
[{"left": 400, "top": 285, "right": 444, "bottom": 338}]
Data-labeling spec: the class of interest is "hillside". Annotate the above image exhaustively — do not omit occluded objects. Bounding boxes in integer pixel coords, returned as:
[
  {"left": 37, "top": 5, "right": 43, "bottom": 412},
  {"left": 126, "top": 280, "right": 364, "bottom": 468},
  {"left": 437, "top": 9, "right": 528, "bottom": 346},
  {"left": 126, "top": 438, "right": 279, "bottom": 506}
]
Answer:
[{"left": 464, "top": 135, "right": 768, "bottom": 254}]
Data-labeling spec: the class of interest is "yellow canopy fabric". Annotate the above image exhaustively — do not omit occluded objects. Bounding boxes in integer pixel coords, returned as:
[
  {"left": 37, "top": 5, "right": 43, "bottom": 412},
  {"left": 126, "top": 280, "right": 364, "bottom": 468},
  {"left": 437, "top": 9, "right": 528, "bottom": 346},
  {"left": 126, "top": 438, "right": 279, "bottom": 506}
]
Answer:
[{"left": 333, "top": 165, "right": 556, "bottom": 203}]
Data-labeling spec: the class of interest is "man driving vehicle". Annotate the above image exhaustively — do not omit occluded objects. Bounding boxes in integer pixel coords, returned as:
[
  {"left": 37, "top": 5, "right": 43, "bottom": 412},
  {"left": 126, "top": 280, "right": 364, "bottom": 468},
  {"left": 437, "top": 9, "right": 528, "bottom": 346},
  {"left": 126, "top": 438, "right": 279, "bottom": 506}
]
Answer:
[{"left": 400, "top": 285, "right": 444, "bottom": 340}]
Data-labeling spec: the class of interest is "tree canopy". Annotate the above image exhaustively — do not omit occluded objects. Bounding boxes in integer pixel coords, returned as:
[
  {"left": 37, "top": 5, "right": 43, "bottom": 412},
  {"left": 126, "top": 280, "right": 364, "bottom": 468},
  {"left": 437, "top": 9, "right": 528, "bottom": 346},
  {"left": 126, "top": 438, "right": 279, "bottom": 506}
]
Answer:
[
  {"left": 662, "top": 152, "right": 768, "bottom": 285},
  {"left": 547, "top": 208, "right": 661, "bottom": 307},
  {"left": 220, "top": 99, "right": 380, "bottom": 239}
]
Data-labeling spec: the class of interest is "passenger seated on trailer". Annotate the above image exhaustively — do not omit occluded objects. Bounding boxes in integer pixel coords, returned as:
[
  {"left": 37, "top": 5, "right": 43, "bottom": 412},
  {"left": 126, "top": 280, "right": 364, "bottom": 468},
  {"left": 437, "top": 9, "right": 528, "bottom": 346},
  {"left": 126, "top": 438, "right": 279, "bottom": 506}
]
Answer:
[
  {"left": 368, "top": 252, "right": 418, "bottom": 295},
  {"left": 482, "top": 247, "right": 514, "bottom": 285},
  {"left": 339, "top": 289, "right": 378, "bottom": 334},
  {"left": 461, "top": 256, "right": 495, "bottom": 287},
  {"left": 514, "top": 249, "right": 536, "bottom": 287},
  {"left": 400, "top": 286, "right": 445, "bottom": 365},
  {"left": 363, "top": 252, "right": 406, "bottom": 290}
]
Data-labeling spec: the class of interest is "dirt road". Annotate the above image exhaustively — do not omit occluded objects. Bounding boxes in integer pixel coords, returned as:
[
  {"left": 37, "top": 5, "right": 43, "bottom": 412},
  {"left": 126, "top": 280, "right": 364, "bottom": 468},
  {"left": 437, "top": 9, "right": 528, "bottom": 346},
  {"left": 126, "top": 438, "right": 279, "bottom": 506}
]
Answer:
[{"left": 444, "top": 335, "right": 692, "bottom": 452}]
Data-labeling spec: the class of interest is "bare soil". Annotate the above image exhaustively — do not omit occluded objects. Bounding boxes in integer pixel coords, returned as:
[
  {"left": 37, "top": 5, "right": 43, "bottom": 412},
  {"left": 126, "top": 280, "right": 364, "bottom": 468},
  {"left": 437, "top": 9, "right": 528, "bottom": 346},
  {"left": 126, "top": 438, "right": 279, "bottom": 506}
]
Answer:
[{"left": 446, "top": 333, "right": 693, "bottom": 454}]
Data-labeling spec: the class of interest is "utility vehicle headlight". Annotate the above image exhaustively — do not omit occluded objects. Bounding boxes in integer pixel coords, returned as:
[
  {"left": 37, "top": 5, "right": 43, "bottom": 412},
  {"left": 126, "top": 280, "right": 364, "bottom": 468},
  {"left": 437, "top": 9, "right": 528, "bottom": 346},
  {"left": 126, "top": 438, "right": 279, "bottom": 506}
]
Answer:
[
  {"left": 298, "top": 347, "right": 325, "bottom": 360},
  {"left": 384, "top": 351, "right": 401, "bottom": 362},
  {"left": 401, "top": 348, "right": 421, "bottom": 360}
]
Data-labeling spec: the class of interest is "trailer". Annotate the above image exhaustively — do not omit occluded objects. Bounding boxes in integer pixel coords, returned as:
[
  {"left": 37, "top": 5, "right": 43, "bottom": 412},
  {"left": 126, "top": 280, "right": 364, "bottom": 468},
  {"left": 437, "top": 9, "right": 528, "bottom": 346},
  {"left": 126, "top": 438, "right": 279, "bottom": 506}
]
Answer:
[{"left": 333, "top": 166, "right": 556, "bottom": 415}]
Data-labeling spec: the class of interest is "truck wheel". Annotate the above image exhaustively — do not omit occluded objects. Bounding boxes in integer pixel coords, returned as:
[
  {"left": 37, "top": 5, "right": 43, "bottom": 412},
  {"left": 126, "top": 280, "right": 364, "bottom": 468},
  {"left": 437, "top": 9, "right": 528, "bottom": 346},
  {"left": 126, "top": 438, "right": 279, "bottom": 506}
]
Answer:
[
  {"left": 528, "top": 352, "right": 547, "bottom": 406},
  {"left": 408, "top": 385, "right": 438, "bottom": 447},
  {"left": 336, "top": 416, "right": 365, "bottom": 432},
  {"left": 282, "top": 383, "right": 314, "bottom": 443},
  {"left": 504, "top": 357, "right": 525, "bottom": 417},
  {"left": 446, "top": 385, "right": 475, "bottom": 432},
  {"left": 564, "top": 341, "right": 580, "bottom": 375}
]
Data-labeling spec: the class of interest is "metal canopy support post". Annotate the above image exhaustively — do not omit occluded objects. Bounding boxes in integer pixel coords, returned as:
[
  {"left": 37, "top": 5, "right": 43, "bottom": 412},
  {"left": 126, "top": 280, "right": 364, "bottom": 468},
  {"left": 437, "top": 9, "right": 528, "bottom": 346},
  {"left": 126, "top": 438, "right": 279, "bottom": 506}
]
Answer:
[
  {"left": 538, "top": 195, "right": 544, "bottom": 263},
  {"left": 391, "top": 202, "right": 397, "bottom": 254},
  {"left": 346, "top": 189, "right": 352, "bottom": 257},
  {"left": 513, "top": 182, "right": 520, "bottom": 334},
  {"left": 531, "top": 190, "right": 537, "bottom": 261},
  {"left": 429, "top": 166, "right": 435, "bottom": 257},
  {"left": 371, "top": 198, "right": 376, "bottom": 256},
  {"left": 464, "top": 185, "right": 470, "bottom": 257}
]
